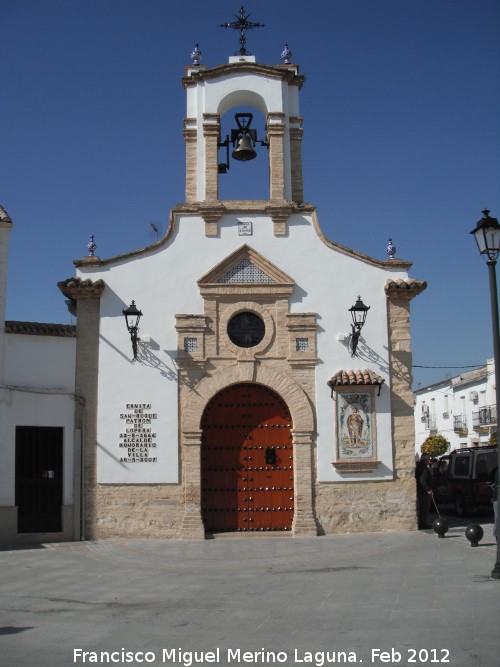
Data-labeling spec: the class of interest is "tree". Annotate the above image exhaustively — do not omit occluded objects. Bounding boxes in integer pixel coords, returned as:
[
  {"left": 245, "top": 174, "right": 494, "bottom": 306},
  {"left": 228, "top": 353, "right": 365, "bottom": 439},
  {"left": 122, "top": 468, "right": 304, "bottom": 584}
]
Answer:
[
  {"left": 421, "top": 435, "right": 449, "bottom": 458},
  {"left": 489, "top": 431, "right": 497, "bottom": 447}
]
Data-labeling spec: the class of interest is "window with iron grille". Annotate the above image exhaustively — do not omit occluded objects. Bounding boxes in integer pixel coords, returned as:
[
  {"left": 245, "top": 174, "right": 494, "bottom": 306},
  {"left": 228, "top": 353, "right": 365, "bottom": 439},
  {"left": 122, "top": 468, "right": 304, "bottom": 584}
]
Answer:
[
  {"left": 184, "top": 337, "right": 198, "bottom": 353},
  {"left": 296, "top": 338, "right": 309, "bottom": 351}
]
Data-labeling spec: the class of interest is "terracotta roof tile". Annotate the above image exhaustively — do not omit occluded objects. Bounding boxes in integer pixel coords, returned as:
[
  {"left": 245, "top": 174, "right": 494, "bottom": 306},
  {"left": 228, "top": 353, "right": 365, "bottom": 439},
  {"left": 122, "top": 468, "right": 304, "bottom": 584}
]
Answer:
[
  {"left": 384, "top": 278, "right": 427, "bottom": 296},
  {"left": 58, "top": 277, "right": 105, "bottom": 300},
  {"left": 5, "top": 321, "right": 76, "bottom": 337},
  {"left": 327, "top": 369, "right": 385, "bottom": 390}
]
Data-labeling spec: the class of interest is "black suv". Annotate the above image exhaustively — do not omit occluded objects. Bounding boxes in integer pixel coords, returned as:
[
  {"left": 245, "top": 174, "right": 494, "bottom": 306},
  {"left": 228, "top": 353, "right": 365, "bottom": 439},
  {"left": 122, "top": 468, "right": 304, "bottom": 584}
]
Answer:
[{"left": 435, "top": 446, "right": 497, "bottom": 516}]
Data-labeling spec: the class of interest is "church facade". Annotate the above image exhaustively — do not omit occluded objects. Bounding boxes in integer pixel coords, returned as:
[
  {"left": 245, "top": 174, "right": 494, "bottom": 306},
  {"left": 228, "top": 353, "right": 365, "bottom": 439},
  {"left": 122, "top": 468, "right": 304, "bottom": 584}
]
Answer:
[{"left": 0, "top": 48, "right": 426, "bottom": 545}]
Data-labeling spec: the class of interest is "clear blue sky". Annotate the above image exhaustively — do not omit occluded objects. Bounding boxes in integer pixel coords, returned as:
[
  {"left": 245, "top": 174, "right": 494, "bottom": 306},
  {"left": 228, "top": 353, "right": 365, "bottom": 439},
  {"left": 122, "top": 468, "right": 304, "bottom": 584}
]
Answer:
[{"left": 2, "top": 0, "right": 500, "bottom": 389}]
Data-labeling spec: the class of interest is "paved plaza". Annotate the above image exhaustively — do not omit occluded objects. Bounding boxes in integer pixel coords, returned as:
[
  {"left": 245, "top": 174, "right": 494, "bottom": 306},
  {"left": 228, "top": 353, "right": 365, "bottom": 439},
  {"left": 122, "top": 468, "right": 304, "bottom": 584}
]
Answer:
[{"left": 0, "top": 513, "right": 498, "bottom": 667}]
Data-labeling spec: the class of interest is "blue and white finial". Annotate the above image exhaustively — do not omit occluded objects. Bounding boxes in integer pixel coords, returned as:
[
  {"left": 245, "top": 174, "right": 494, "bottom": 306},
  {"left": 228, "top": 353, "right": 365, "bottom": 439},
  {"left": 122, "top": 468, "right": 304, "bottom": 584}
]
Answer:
[
  {"left": 191, "top": 44, "right": 202, "bottom": 66},
  {"left": 281, "top": 43, "right": 292, "bottom": 64},
  {"left": 386, "top": 238, "right": 396, "bottom": 260},
  {"left": 87, "top": 234, "right": 97, "bottom": 257}
]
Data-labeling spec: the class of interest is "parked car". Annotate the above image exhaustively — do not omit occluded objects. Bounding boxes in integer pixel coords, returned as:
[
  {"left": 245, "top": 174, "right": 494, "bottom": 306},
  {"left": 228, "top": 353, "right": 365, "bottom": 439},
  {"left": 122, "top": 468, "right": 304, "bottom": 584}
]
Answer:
[{"left": 435, "top": 446, "right": 497, "bottom": 516}]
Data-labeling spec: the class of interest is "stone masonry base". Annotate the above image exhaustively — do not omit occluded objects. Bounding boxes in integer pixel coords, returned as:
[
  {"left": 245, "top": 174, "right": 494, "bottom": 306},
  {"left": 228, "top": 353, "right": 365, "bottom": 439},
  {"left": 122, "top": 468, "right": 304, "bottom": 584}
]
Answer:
[
  {"left": 84, "top": 478, "right": 417, "bottom": 540},
  {"left": 86, "top": 485, "right": 184, "bottom": 540},
  {"left": 315, "top": 478, "right": 418, "bottom": 534}
]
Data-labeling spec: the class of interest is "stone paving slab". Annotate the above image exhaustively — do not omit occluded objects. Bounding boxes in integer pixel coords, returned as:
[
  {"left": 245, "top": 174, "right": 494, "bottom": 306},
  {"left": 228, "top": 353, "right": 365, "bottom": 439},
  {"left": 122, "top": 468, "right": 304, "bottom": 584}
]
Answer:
[{"left": 0, "top": 520, "right": 498, "bottom": 667}]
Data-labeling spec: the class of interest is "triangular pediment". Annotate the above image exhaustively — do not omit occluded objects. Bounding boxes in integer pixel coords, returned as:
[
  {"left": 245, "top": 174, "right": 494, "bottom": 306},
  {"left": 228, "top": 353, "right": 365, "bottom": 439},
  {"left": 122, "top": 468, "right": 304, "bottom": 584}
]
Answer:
[{"left": 198, "top": 245, "right": 295, "bottom": 286}]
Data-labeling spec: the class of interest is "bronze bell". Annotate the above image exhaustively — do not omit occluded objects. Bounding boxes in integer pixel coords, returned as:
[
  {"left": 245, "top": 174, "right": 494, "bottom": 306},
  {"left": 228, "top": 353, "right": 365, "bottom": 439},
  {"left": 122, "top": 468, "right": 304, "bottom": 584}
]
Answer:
[{"left": 232, "top": 133, "right": 257, "bottom": 161}]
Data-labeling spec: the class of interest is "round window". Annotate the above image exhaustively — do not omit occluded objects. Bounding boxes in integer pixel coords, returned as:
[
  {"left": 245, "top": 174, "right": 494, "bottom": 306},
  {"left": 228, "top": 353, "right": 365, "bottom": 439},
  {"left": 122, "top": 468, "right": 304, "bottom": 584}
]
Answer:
[{"left": 227, "top": 312, "right": 265, "bottom": 348}]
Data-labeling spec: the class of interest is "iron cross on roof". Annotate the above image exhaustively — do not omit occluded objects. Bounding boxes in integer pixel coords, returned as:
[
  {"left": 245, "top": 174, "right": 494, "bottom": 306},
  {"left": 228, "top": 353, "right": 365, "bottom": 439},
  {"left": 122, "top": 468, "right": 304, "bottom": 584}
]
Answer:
[{"left": 220, "top": 6, "right": 265, "bottom": 56}]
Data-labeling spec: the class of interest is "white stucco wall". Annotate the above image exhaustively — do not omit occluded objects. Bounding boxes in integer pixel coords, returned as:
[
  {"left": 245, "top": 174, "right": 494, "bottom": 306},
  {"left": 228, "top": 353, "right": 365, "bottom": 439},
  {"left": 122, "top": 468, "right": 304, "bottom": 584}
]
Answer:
[
  {"left": 4, "top": 334, "right": 76, "bottom": 389},
  {"left": 0, "top": 333, "right": 76, "bottom": 506},
  {"left": 77, "top": 210, "right": 409, "bottom": 485}
]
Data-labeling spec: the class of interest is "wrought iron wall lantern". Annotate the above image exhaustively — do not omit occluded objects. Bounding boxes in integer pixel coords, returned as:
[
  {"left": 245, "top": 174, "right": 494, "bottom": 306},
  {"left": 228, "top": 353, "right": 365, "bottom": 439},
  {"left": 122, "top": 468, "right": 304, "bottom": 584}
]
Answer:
[
  {"left": 218, "top": 112, "right": 269, "bottom": 174},
  {"left": 122, "top": 300, "right": 143, "bottom": 361},
  {"left": 348, "top": 296, "right": 370, "bottom": 357}
]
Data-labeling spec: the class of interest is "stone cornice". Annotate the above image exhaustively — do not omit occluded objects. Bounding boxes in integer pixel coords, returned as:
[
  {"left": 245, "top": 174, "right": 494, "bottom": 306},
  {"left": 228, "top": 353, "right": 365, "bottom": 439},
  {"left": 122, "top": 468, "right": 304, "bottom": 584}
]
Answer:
[
  {"left": 58, "top": 277, "right": 105, "bottom": 300},
  {"left": 332, "top": 460, "right": 380, "bottom": 473},
  {"left": 175, "top": 201, "right": 315, "bottom": 215},
  {"left": 384, "top": 278, "right": 427, "bottom": 299},
  {"left": 199, "top": 284, "right": 294, "bottom": 298},
  {"left": 182, "top": 62, "right": 304, "bottom": 89}
]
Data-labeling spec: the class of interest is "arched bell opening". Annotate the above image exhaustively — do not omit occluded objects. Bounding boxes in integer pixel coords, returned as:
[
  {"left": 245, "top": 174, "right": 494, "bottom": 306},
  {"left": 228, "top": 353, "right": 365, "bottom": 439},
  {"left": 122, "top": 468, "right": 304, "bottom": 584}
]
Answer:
[
  {"left": 200, "top": 382, "right": 294, "bottom": 533},
  {"left": 218, "top": 106, "right": 269, "bottom": 201}
]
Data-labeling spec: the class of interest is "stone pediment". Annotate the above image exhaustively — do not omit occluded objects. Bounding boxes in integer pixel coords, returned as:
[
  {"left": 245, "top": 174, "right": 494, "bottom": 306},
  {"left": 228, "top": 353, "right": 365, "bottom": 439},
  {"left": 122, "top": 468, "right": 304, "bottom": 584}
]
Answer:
[{"left": 198, "top": 245, "right": 294, "bottom": 296}]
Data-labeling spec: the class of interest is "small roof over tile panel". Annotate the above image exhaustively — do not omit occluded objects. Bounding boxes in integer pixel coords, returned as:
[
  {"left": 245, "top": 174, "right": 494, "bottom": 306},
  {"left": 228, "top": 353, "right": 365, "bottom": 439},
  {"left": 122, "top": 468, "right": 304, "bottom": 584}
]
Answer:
[
  {"left": 5, "top": 321, "right": 76, "bottom": 337},
  {"left": 327, "top": 369, "right": 385, "bottom": 396}
]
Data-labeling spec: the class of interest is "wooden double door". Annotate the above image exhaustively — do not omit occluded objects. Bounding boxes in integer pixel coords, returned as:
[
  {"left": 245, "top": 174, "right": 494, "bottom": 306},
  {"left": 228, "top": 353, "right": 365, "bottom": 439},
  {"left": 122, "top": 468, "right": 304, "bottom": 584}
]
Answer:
[{"left": 201, "top": 383, "right": 294, "bottom": 532}]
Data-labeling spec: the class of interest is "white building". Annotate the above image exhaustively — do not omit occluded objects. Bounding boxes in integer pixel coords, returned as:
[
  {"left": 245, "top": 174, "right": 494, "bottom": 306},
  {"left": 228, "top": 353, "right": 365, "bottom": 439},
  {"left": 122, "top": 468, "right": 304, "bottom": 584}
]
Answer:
[
  {"left": 414, "top": 359, "right": 497, "bottom": 455},
  {"left": 1, "top": 42, "right": 427, "bottom": 546},
  {"left": 0, "top": 205, "right": 77, "bottom": 542}
]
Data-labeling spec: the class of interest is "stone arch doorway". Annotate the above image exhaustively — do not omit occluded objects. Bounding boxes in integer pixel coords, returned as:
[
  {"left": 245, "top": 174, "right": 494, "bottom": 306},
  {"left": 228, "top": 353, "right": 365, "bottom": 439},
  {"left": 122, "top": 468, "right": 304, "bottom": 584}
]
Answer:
[{"left": 201, "top": 383, "right": 294, "bottom": 532}]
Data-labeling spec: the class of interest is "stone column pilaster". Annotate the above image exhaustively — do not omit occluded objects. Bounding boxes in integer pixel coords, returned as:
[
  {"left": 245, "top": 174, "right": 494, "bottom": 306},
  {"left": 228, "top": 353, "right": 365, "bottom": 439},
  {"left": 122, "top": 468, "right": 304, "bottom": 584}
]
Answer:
[
  {"left": 58, "top": 275, "right": 105, "bottom": 540},
  {"left": 199, "top": 203, "right": 225, "bottom": 237},
  {"left": 203, "top": 114, "right": 221, "bottom": 202},
  {"left": 184, "top": 118, "right": 197, "bottom": 203},
  {"left": 292, "top": 430, "right": 318, "bottom": 535},
  {"left": 265, "top": 203, "right": 291, "bottom": 237},
  {"left": 289, "top": 117, "right": 304, "bottom": 203},
  {"left": 267, "top": 114, "right": 286, "bottom": 202},
  {"left": 385, "top": 279, "right": 427, "bottom": 485},
  {"left": 180, "top": 429, "right": 205, "bottom": 539}
]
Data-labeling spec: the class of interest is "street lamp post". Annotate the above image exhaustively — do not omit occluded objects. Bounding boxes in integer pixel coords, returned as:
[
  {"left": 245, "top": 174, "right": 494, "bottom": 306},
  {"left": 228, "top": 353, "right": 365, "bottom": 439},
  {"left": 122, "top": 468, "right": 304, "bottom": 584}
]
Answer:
[{"left": 470, "top": 209, "right": 500, "bottom": 580}]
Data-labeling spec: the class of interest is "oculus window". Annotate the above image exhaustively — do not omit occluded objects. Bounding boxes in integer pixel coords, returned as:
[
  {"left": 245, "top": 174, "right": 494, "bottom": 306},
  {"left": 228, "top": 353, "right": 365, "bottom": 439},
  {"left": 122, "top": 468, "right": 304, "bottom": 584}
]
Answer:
[{"left": 227, "top": 312, "right": 265, "bottom": 348}]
